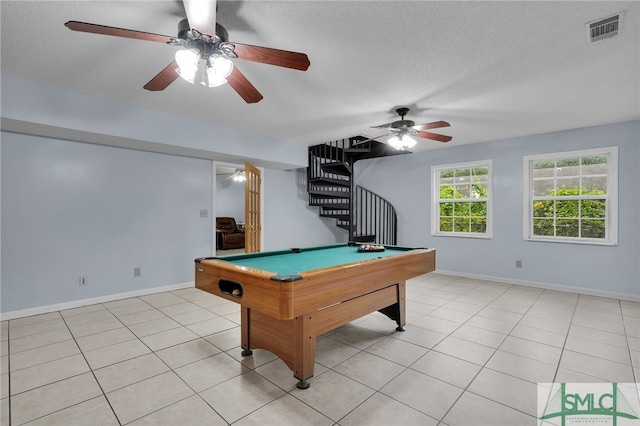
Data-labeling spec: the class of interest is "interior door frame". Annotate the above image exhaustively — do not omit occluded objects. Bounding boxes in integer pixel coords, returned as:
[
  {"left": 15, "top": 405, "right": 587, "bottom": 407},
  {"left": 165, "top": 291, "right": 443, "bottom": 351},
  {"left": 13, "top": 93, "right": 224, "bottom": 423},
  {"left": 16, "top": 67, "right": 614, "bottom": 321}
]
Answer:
[
  {"left": 244, "top": 161, "right": 262, "bottom": 253},
  {"left": 213, "top": 161, "right": 263, "bottom": 255}
]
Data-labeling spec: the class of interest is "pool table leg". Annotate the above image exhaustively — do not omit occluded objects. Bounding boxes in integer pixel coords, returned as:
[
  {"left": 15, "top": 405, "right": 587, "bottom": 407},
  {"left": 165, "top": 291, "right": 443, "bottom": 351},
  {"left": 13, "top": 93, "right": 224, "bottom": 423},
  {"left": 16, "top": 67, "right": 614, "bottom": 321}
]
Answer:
[
  {"left": 293, "top": 313, "right": 316, "bottom": 388},
  {"left": 377, "top": 281, "right": 406, "bottom": 331},
  {"left": 240, "top": 306, "right": 317, "bottom": 389},
  {"left": 241, "top": 306, "right": 252, "bottom": 356}
]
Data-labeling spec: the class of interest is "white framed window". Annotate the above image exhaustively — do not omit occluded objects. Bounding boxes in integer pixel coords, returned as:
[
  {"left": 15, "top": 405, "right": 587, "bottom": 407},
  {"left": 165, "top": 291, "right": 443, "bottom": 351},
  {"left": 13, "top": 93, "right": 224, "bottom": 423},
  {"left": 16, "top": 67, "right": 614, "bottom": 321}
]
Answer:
[
  {"left": 431, "top": 160, "right": 492, "bottom": 238},
  {"left": 523, "top": 146, "right": 618, "bottom": 245}
]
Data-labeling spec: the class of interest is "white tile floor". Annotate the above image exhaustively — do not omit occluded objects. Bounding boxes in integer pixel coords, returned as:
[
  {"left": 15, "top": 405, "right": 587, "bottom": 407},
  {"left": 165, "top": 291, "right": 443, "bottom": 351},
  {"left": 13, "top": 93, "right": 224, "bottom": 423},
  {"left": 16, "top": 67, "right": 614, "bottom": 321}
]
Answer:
[{"left": 1, "top": 273, "right": 639, "bottom": 425}]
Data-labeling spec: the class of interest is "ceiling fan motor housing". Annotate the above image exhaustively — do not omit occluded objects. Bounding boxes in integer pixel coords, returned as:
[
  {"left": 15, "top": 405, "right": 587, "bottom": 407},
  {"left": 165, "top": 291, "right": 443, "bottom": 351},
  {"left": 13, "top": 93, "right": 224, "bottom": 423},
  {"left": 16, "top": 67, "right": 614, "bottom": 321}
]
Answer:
[
  {"left": 176, "top": 18, "right": 229, "bottom": 42},
  {"left": 391, "top": 107, "right": 415, "bottom": 128},
  {"left": 396, "top": 107, "right": 410, "bottom": 117},
  {"left": 392, "top": 120, "right": 415, "bottom": 128}
]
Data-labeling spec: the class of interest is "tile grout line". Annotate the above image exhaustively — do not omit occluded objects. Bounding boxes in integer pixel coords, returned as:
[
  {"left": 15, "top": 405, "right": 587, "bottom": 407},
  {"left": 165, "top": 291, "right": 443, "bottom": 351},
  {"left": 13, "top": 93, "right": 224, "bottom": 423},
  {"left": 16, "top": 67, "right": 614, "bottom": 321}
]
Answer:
[
  {"left": 436, "top": 282, "right": 553, "bottom": 423},
  {"left": 62, "top": 303, "right": 124, "bottom": 426},
  {"left": 4, "top": 277, "right": 639, "bottom": 425}
]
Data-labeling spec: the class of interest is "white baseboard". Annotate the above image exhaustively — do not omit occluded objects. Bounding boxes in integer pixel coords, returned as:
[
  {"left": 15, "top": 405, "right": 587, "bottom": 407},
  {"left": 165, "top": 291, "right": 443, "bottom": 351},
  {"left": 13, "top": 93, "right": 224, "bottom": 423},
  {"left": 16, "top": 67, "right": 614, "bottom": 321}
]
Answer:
[
  {"left": 0, "top": 282, "right": 195, "bottom": 321},
  {"left": 3, "top": 272, "right": 638, "bottom": 321},
  {"left": 435, "top": 269, "right": 640, "bottom": 302}
]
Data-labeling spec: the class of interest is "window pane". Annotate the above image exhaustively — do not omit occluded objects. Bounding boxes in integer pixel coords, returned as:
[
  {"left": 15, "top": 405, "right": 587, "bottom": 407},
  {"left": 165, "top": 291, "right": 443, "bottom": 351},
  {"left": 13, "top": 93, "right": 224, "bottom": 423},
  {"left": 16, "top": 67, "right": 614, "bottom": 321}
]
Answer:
[
  {"left": 471, "top": 183, "right": 488, "bottom": 198},
  {"left": 470, "top": 218, "right": 486, "bottom": 233},
  {"left": 440, "top": 185, "right": 455, "bottom": 199},
  {"left": 557, "top": 158, "right": 580, "bottom": 167},
  {"left": 533, "top": 200, "right": 554, "bottom": 218},
  {"left": 582, "top": 155, "right": 607, "bottom": 165},
  {"left": 557, "top": 219, "right": 579, "bottom": 237},
  {"left": 534, "top": 160, "right": 555, "bottom": 168},
  {"left": 533, "top": 179, "right": 555, "bottom": 196},
  {"left": 581, "top": 176, "right": 607, "bottom": 194},
  {"left": 581, "top": 199, "right": 605, "bottom": 219},
  {"left": 472, "top": 167, "right": 489, "bottom": 177},
  {"left": 533, "top": 219, "right": 554, "bottom": 236},
  {"left": 453, "top": 220, "right": 469, "bottom": 233},
  {"left": 582, "top": 219, "right": 605, "bottom": 238},
  {"left": 455, "top": 169, "right": 471, "bottom": 184},
  {"left": 453, "top": 202, "right": 469, "bottom": 216},
  {"left": 440, "top": 218, "right": 453, "bottom": 232},
  {"left": 440, "top": 170, "right": 454, "bottom": 179},
  {"left": 556, "top": 200, "right": 579, "bottom": 218},
  {"left": 582, "top": 162, "right": 608, "bottom": 175},
  {"left": 557, "top": 164, "right": 579, "bottom": 177},
  {"left": 470, "top": 201, "right": 486, "bottom": 216},
  {"left": 455, "top": 184, "right": 470, "bottom": 198},
  {"left": 440, "top": 202, "right": 453, "bottom": 217},
  {"left": 533, "top": 161, "right": 555, "bottom": 178},
  {"left": 555, "top": 178, "right": 580, "bottom": 195}
]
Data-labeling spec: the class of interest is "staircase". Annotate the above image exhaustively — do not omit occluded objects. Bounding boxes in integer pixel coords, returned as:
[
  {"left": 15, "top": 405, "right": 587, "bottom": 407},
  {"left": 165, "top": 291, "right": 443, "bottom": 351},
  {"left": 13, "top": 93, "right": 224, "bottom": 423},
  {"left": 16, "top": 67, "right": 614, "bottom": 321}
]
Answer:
[{"left": 307, "top": 136, "right": 409, "bottom": 244}]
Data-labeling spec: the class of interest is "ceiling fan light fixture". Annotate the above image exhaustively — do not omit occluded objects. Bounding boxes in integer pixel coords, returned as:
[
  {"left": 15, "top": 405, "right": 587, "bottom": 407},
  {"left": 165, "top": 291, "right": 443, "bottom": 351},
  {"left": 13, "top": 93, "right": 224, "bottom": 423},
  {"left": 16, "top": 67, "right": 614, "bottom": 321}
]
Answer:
[
  {"left": 388, "top": 134, "right": 417, "bottom": 151},
  {"left": 175, "top": 48, "right": 200, "bottom": 84},
  {"left": 203, "top": 55, "right": 234, "bottom": 87},
  {"left": 231, "top": 169, "right": 246, "bottom": 182}
]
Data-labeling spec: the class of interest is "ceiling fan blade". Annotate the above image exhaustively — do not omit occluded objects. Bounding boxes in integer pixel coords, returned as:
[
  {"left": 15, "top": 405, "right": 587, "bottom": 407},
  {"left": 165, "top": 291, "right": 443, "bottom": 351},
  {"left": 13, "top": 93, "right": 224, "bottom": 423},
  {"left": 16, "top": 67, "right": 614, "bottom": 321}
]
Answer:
[
  {"left": 413, "top": 120, "right": 450, "bottom": 131},
  {"left": 226, "top": 67, "right": 263, "bottom": 103},
  {"left": 352, "top": 135, "right": 388, "bottom": 146},
  {"left": 143, "top": 61, "right": 179, "bottom": 91},
  {"left": 232, "top": 43, "right": 310, "bottom": 71},
  {"left": 416, "top": 131, "right": 452, "bottom": 143},
  {"left": 371, "top": 122, "right": 396, "bottom": 129},
  {"left": 183, "top": 0, "right": 217, "bottom": 36},
  {"left": 65, "top": 21, "right": 172, "bottom": 43}
]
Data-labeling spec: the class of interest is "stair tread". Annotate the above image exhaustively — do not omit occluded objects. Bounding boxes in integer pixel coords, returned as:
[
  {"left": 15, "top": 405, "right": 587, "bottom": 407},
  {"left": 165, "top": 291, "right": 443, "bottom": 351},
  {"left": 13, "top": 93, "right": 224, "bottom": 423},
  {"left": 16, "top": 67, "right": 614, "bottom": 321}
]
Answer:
[
  {"left": 344, "top": 148, "right": 371, "bottom": 153},
  {"left": 320, "top": 213, "right": 350, "bottom": 218},
  {"left": 320, "top": 162, "right": 352, "bottom": 176},
  {"left": 309, "top": 177, "right": 351, "bottom": 187},
  {"left": 308, "top": 190, "right": 350, "bottom": 198},
  {"left": 310, "top": 203, "right": 349, "bottom": 209}
]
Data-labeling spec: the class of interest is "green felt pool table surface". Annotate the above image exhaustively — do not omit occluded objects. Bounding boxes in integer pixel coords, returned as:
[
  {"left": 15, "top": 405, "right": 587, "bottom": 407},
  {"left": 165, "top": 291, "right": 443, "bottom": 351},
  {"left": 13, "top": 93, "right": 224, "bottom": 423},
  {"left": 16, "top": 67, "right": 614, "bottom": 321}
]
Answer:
[{"left": 213, "top": 243, "right": 416, "bottom": 277}]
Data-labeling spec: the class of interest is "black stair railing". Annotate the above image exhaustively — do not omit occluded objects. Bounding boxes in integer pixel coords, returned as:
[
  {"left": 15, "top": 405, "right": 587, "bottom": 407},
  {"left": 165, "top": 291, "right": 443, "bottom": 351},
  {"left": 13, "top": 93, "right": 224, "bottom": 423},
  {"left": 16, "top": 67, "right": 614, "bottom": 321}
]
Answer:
[
  {"left": 308, "top": 138, "right": 397, "bottom": 245},
  {"left": 353, "top": 185, "right": 398, "bottom": 245}
]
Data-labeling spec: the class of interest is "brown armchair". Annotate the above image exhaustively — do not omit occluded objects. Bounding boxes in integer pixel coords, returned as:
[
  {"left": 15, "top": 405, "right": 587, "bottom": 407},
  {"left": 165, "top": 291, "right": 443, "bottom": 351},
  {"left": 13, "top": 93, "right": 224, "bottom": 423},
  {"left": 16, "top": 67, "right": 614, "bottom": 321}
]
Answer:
[{"left": 216, "top": 217, "right": 245, "bottom": 250}]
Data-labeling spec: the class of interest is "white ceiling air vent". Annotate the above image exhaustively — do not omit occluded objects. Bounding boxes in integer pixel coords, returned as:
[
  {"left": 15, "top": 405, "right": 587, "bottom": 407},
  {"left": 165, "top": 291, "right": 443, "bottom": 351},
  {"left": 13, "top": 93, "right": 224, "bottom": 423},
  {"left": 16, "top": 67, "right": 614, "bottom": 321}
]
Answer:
[{"left": 586, "top": 12, "right": 623, "bottom": 44}]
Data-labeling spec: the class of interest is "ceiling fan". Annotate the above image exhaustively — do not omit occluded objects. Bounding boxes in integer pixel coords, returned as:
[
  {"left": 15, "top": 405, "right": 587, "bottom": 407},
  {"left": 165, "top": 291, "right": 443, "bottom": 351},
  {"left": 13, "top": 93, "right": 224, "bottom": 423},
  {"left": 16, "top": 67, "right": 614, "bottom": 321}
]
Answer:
[
  {"left": 64, "top": 0, "right": 310, "bottom": 103},
  {"left": 224, "top": 169, "right": 246, "bottom": 182},
  {"left": 357, "top": 107, "right": 452, "bottom": 150}
]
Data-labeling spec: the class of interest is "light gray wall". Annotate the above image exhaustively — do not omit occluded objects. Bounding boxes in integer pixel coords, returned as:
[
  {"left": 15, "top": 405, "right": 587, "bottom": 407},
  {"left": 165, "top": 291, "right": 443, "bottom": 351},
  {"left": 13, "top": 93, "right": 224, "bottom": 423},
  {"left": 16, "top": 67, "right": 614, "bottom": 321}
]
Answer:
[
  {"left": 1, "top": 132, "right": 213, "bottom": 313},
  {"left": 263, "top": 168, "right": 345, "bottom": 251},
  {"left": 1, "top": 73, "right": 308, "bottom": 170},
  {"left": 0, "top": 74, "right": 323, "bottom": 317},
  {"left": 0, "top": 134, "right": 342, "bottom": 316},
  {"left": 355, "top": 120, "right": 639, "bottom": 298}
]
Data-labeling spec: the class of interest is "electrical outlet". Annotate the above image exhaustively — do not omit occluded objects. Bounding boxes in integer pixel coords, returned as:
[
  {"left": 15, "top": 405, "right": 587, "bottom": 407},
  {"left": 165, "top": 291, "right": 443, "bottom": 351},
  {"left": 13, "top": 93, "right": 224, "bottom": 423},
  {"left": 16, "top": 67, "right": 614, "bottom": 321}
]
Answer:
[
  {"left": 134, "top": 267, "right": 141, "bottom": 277},
  {"left": 79, "top": 276, "right": 88, "bottom": 286},
  {"left": 200, "top": 209, "right": 208, "bottom": 218},
  {"left": 516, "top": 260, "right": 523, "bottom": 268}
]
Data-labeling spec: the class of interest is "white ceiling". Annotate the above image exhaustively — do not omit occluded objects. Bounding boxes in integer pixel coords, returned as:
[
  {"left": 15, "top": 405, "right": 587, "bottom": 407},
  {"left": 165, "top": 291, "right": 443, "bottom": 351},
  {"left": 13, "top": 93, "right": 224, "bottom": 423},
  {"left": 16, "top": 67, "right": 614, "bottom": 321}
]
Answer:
[{"left": 1, "top": 1, "right": 639, "bottom": 153}]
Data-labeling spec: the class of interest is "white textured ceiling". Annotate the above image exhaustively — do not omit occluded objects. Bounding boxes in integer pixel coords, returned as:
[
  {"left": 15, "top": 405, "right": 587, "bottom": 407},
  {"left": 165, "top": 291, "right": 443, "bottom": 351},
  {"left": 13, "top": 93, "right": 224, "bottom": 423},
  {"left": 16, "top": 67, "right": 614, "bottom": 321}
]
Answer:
[{"left": 1, "top": 1, "right": 639, "bottom": 152}]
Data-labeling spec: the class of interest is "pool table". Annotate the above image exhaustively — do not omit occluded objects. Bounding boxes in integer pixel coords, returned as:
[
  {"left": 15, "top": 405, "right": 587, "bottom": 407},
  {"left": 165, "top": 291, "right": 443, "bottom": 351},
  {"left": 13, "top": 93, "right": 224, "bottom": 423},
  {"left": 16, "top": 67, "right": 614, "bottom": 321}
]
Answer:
[{"left": 195, "top": 243, "right": 435, "bottom": 389}]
